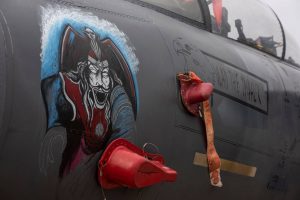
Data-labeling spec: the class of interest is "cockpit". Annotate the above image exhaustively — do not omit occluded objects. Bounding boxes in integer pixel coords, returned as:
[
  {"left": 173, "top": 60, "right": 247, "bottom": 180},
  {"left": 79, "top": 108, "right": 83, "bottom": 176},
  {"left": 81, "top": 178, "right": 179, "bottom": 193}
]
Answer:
[
  {"left": 207, "top": 0, "right": 284, "bottom": 57},
  {"left": 207, "top": 0, "right": 300, "bottom": 67},
  {"left": 138, "top": 0, "right": 300, "bottom": 67}
]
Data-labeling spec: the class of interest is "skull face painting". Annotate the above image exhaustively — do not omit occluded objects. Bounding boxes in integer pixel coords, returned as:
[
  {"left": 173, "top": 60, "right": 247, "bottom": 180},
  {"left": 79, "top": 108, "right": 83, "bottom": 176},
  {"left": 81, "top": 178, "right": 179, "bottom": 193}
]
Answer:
[{"left": 40, "top": 12, "right": 139, "bottom": 178}]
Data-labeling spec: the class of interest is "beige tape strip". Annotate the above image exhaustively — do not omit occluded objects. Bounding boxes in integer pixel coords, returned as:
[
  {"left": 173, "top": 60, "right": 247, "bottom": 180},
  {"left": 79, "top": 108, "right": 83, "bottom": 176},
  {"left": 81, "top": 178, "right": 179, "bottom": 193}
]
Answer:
[{"left": 193, "top": 152, "right": 257, "bottom": 177}]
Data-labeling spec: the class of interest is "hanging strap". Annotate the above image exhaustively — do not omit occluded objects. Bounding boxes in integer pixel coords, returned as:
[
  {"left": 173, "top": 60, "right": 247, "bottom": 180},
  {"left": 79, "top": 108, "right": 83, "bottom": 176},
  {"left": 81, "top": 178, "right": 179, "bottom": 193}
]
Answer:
[
  {"left": 201, "top": 100, "right": 222, "bottom": 187},
  {"left": 177, "top": 71, "right": 222, "bottom": 187}
]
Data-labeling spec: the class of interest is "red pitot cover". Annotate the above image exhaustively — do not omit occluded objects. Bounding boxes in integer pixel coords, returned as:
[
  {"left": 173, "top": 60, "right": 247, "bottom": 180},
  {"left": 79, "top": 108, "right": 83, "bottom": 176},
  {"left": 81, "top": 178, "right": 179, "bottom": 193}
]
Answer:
[{"left": 98, "top": 139, "right": 177, "bottom": 189}]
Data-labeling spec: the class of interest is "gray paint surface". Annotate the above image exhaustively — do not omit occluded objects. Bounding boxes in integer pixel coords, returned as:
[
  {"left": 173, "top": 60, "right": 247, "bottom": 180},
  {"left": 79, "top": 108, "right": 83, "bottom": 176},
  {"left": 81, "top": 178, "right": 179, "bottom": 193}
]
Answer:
[{"left": 0, "top": 0, "right": 299, "bottom": 199}]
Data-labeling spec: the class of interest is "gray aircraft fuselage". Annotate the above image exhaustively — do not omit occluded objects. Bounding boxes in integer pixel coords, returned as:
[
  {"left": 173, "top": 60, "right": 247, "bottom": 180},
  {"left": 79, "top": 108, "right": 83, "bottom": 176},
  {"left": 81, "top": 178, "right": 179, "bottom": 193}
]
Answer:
[{"left": 0, "top": 0, "right": 299, "bottom": 199}]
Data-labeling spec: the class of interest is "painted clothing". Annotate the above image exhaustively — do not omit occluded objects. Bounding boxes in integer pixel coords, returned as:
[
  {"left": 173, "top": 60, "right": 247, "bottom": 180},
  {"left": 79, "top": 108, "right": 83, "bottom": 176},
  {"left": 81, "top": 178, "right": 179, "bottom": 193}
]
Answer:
[
  {"left": 61, "top": 73, "right": 110, "bottom": 153},
  {"left": 42, "top": 73, "right": 136, "bottom": 176}
]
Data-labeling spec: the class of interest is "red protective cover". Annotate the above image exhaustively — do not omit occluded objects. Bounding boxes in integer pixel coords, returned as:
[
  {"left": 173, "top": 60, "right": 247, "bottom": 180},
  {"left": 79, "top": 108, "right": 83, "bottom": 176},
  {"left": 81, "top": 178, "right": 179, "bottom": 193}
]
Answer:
[
  {"left": 98, "top": 139, "right": 177, "bottom": 189},
  {"left": 213, "top": 0, "right": 223, "bottom": 28},
  {"left": 177, "top": 71, "right": 213, "bottom": 116}
]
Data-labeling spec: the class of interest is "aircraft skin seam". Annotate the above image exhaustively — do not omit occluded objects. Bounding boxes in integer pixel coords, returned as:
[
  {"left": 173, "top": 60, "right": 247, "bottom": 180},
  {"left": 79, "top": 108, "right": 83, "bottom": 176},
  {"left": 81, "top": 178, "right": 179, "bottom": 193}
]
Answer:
[{"left": 48, "top": 0, "right": 151, "bottom": 23}]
